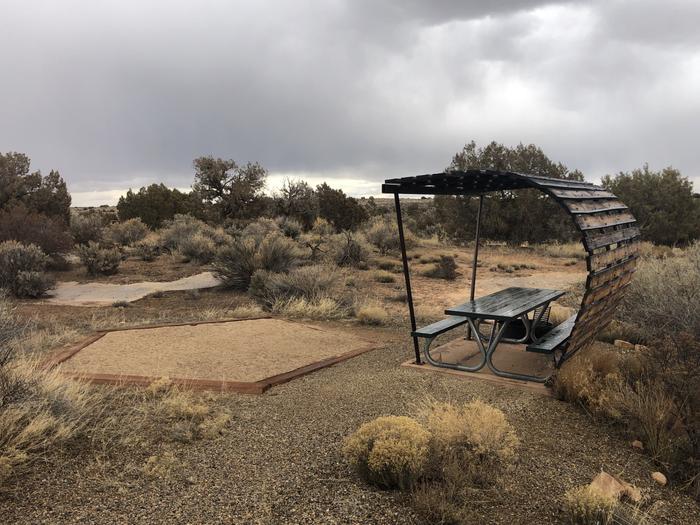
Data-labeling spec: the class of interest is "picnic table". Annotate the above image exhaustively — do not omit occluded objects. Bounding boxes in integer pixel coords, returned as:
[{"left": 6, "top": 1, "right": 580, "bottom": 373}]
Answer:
[{"left": 413, "top": 287, "right": 566, "bottom": 383}]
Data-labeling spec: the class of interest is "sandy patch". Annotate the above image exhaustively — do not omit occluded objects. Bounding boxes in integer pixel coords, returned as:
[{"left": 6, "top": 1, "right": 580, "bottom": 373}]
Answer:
[
  {"left": 44, "top": 272, "right": 221, "bottom": 306},
  {"left": 57, "top": 319, "right": 375, "bottom": 384}
]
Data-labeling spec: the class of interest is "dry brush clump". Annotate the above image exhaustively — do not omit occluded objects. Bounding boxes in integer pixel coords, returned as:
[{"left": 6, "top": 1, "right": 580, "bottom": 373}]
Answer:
[
  {"left": 556, "top": 243, "right": 700, "bottom": 499},
  {"left": 364, "top": 217, "right": 418, "bottom": 255},
  {"left": 77, "top": 242, "right": 121, "bottom": 275},
  {"left": 69, "top": 212, "right": 105, "bottom": 245},
  {"left": 344, "top": 400, "right": 518, "bottom": 522},
  {"left": 423, "top": 255, "right": 458, "bottom": 280},
  {"left": 0, "top": 360, "right": 98, "bottom": 485},
  {"left": 0, "top": 206, "right": 73, "bottom": 257},
  {"left": 326, "top": 232, "right": 372, "bottom": 268},
  {"left": 0, "top": 241, "right": 55, "bottom": 298},
  {"left": 355, "top": 305, "right": 389, "bottom": 325},
  {"left": 213, "top": 233, "right": 302, "bottom": 290},
  {"left": 250, "top": 265, "right": 348, "bottom": 320},
  {"left": 104, "top": 217, "right": 149, "bottom": 246},
  {"left": 534, "top": 241, "right": 586, "bottom": 259},
  {"left": 158, "top": 214, "right": 230, "bottom": 254}
]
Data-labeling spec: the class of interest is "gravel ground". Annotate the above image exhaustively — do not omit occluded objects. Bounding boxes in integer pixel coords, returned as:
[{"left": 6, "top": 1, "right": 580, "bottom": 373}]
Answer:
[{"left": 1, "top": 326, "right": 698, "bottom": 524}]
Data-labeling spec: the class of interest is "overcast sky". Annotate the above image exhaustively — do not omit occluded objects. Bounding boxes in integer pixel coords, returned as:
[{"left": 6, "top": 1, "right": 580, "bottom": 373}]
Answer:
[{"left": 1, "top": 1, "right": 698, "bottom": 206}]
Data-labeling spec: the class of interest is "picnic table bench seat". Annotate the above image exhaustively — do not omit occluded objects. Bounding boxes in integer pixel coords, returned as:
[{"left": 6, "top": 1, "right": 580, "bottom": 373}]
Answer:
[
  {"left": 526, "top": 315, "right": 577, "bottom": 354},
  {"left": 412, "top": 316, "right": 467, "bottom": 339}
]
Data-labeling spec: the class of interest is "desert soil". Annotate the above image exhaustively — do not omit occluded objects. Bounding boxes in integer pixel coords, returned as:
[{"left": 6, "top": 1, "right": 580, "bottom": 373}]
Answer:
[
  {"left": 58, "top": 319, "right": 376, "bottom": 383},
  {"left": 2, "top": 322, "right": 699, "bottom": 524},
  {"left": 3, "top": 248, "right": 697, "bottom": 524}
]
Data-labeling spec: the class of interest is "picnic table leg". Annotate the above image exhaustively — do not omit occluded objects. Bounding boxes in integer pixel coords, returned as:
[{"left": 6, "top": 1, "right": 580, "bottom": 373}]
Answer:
[
  {"left": 421, "top": 324, "right": 488, "bottom": 372},
  {"left": 485, "top": 319, "right": 552, "bottom": 384}
]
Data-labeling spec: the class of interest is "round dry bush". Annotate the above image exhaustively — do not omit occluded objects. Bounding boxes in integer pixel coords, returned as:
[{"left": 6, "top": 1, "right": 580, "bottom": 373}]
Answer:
[
  {"left": 343, "top": 416, "right": 430, "bottom": 490},
  {"left": 417, "top": 400, "right": 518, "bottom": 486},
  {"left": 70, "top": 212, "right": 105, "bottom": 245},
  {"left": 256, "top": 233, "right": 301, "bottom": 273},
  {"left": 179, "top": 233, "right": 216, "bottom": 263},
  {"left": 105, "top": 218, "right": 149, "bottom": 246},
  {"left": 241, "top": 218, "right": 281, "bottom": 242}
]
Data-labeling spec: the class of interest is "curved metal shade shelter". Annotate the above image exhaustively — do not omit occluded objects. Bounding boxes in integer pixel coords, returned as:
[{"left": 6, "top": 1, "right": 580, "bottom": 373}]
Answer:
[{"left": 382, "top": 169, "right": 640, "bottom": 365}]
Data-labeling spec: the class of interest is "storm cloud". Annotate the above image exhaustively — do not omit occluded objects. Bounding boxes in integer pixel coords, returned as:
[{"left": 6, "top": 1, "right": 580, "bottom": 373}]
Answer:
[{"left": 1, "top": 0, "right": 698, "bottom": 205}]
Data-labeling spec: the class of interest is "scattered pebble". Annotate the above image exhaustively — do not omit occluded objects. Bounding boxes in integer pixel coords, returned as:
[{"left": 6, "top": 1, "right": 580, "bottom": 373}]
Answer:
[{"left": 651, "top": 472, "right": 667, "bottom": 486}]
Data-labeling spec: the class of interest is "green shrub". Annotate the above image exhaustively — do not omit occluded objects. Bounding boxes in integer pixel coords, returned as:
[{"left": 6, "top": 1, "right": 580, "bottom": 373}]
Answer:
[
  {"left": 104, "top": 218, "right": 149, "bottom": 246},
  {"left": 241, "top": 218, "right": 280, "bottom": 242},
  {"left": 70, "top": 213, "right": 104, "bottom": 245},
  {"left": 249, "top": 265, "right": 339, "bottom": 307},
  {"left": 159, "top": 214, "right": 230, "bottom": 252},
  {"left": 77, "top": 242, "right": 121, "bottom": 275},
  {"left": 0, "top": 241, "right": 54, "bottom": 298},
  {"left": 178, "top": 233, "right": 216, "bottom": 263},
  {"left": 327, "top": 232, "right": 371, "bottom": 267},
  {"left": 134, "top": 240, "right": 160, "bottom": 262},
  {"left": 275, "top": 216, "right": 303, "bottom": 239},
  {"left": 365, "top": 217, "right": 417, "bottom": 255},
  {"left": 256, "top": 233, "right": 301, "bottom": 273},
  {"left": 212, "top": 238, "right": 258, "bottom": 290},
  {"left": 116, "top": 183, "right": 198, "bottom": 229},
  {"left": 211, "top": 232, "right": 300, "bottom": 288},
  {"left": 423, "top": 255, "right": 457, "bottom": 280},
  {"left": 343, "top": 416, "right": 431, "bottom": 490}
]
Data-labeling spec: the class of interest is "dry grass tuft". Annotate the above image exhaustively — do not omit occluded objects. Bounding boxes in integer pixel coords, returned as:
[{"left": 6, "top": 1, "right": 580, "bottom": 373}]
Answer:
[
  {"left": 563, "top": 484, "right": 616, "bottom": 525},
  {"left": 355, "top": 305, "right": 389, "bottom": 326},
  {"left": 535, "top": 242, "right": 586, "bottom": 259},
  {"left": 1, "top": 358, "right": 101, "bottom": 486},
  {"left": 271, "top": 297, "right": 346, "bottom": 320},
  {"left": 230, "top": 304, "right": 265, "bottom": 318},
  {"left": 373, "top": 270, "right": 396, "bottom": 283},
  {"left": 142, "top": 451, "right": 179, "bottom": 479}
]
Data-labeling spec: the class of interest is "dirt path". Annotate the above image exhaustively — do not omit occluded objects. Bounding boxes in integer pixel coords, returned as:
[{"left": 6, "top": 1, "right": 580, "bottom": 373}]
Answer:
[{"left": 43, "top": 272, "right": 221, "bottom": 306}]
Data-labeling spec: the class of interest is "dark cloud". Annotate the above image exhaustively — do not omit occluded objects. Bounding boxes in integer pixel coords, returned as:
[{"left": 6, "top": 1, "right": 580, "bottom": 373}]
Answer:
[{"left": 0, "top": 0, "right": 697, "bottom": 204}]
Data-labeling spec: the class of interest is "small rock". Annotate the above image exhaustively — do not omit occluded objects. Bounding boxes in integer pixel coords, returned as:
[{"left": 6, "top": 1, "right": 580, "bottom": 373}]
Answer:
[
  {"left": 631, "top": 440, "right": 644, "bottom": 450},
  {"left": 651, "top": 472, "right": 667, "bottom": 486},
  {"left": 614, "top": 339, "right": 635, "bottom": 350}
]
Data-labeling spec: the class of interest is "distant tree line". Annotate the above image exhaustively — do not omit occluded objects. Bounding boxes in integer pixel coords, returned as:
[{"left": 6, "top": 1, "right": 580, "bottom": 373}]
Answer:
[
  {"left": 2, "top": 146, "right": 698, "bottom": 252},
  {"left": 117, "top": 156, "right": 369, "bottom": 232}
]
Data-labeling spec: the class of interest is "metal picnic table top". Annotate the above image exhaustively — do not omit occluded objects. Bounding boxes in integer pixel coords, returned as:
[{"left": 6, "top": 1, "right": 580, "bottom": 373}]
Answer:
[{"left": 445, "top": 287, "right": 566, "bottom": 321}]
